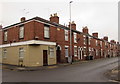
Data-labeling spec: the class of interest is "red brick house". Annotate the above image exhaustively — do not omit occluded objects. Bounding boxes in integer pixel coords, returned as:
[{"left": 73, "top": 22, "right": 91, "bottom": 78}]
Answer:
[{"left": 0, "top": 13, "right": 119, "bottom": 66}]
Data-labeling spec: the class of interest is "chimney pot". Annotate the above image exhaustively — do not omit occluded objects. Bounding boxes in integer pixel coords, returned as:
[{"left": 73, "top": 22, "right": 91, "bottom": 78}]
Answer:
[
  {"left": 103, "top": 36, "right": 108, "bottom": 41},
  {"left": 21, "top": 17, "right": 26, "bottom": 22},
  {"left": 92, "top": 32, "right": 98, "bottom": 38},
  {"left": 82, "top": 26, "right": 88, "bottom": 34}
]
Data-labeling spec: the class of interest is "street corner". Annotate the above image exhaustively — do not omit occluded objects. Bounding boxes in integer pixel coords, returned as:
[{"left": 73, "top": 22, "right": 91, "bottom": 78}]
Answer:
[
  {"left": 0, "top": 64, "right": 2, "bottom": 70},
  {"left": 47, "top": 65, "right": 58, "bottom": 69}
]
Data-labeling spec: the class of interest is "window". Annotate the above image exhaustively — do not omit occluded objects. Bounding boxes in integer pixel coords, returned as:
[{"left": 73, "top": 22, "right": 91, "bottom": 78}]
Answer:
[
  {"left": 19, "top": 26, "right": 24, "bottom": 38},
  {"left": 4, "top": 31, "right": 8, "bottom": 41},
  {"left": 65, "top": 47, "right": 69, "bottom": 57},
  {"left": 96, "top": 49, "right": 98, "bottom": 56},
  {"left": 100, "top": 41, "right": 102, "bottom": 47},
  {"left": 83, "top": 47, "right": 86, "bottom": 56},
  {"left": 65, "top": 30, "right": 68, "bottom": 41},
  {"left": 105, "top": 42, "right": 107, "bottom": 46},
  {"left": 74, "top": 33, "right": 77, "bottom": 43},
  {"left": 89, "top": 37, "right": 91, "bottom": 45},
  {"left": 50, "top": 48, "right": 54, "bottom": 58},
  {"left": 44, "top": 26, "right": 50, "bottom": 38},
  {"left": 74, "top": 46, "right": 77, "bottom": 57},
  {"left": 3, "top": 49, "right": 7, "bottom": 59},
  {"left": 19, "top": 48, "right": 24, "bottom": 59},
  {"left": 83, "top": 35, "right": 86, "bottom": 45},
  {"left": 96, "top": 40, "right": 98, "bottom": 46}
]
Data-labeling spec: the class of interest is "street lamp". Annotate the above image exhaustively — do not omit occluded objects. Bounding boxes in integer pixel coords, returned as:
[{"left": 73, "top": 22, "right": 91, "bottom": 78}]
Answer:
[{"left": 68, "top": 1, "right": 73, "bottom": 64}]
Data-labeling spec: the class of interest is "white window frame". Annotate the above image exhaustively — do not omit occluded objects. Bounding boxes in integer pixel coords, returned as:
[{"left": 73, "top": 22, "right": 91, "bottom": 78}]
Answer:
[
  {"left": 44, "top": 26, "right": 50, "bottom": 38},
  {"left": 105, "top": 42, "right": 107, "bottom": 46},
  {"left": 19, "top": 48, "right": 24, "bottom": 59},
  {"left": 83, "top": 35, "right": 86, "bottom": 45},
  {"left": 74, "top": 46, "right": 77, "bottom": 57},
  {"left": 89, "top": 37, "right": 91, "bottom": 45},
  {"left": 50, "top": 48, "right": 54, "bottom": 58},
  {"left": 83, "top": 47, "right": 86, "bottom": 56},
  {"left": 19, "top": 26, "right": 24, "bottom": 39},
  {"left": 100, "top": 41, "right": 102, "bottom": 47},
  {"left": 96, "top": 49, "right": 98, "bottom": 56},
  {"left": 65, "top": 46, "right": 69, "bottom": 57},
  {"left": 4, "top": 31, "right": 8, "bottom": 41},
  {"left": 74, "top": 33, "right": 77, "bottom": 43},
  {"left": 65, "top": 30, "right": 69, "bottom": 41},
  {"left": 3, "top": 49, "right": 7, "bottom": 59}
]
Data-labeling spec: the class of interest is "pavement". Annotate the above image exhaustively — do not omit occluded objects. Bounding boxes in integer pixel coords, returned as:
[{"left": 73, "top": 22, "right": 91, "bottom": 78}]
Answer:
[{"left": 1, "top": 60, "right": 89, "bottom": 71}]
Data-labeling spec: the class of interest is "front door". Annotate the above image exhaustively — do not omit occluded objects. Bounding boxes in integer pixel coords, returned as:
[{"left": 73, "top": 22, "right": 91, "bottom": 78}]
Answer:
[
  {"left": 43, "top": 50, "right": 48, "bottom": 66},
  {"left": 78, "top": 49, "right": 80, "bottom": 60},
  {"left": 57, "top": 50, "right": 61, "bottom": 63},
  {"left": 80, "top": 50, "right": 83, "bottom": 60}
]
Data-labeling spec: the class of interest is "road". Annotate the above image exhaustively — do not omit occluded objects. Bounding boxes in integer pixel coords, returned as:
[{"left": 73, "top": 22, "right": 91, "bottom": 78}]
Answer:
[{"left": 2, "top": 57, "right": 119, "bottom": 82}]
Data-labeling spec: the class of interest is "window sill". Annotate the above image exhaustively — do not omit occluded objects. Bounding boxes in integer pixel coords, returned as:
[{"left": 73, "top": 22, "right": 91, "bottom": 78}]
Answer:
[{"left": 44, "top": 37, "right": 50, "bottom": 39}]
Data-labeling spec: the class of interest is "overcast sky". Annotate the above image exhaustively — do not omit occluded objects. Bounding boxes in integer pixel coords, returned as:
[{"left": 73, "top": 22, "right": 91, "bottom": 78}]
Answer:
[{"left": 0, "top": 0, "right": 119, "bottom": 42}]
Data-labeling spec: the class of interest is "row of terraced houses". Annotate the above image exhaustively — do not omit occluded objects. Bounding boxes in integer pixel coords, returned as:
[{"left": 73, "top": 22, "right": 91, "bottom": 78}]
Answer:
[{"left": 0, "top": 13, "right": 120, "bottom": 67}]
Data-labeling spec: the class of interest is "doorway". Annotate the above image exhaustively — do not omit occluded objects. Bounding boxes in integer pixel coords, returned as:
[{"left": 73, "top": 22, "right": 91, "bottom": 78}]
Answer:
[
  {"left": 56, "top": 46, "right": 61, "bottom": 63},
  {"left": 43, "top": 50, "right": 48, "bottom": 66}
]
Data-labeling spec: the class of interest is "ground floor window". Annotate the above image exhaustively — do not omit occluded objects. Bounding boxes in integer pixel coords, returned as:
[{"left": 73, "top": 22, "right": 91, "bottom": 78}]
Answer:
[
  {"left": 50, "top": 48, "right": 54, "bottom": 58},
  {"left": 96, "top": 49, "right": 98, "bottom": 56},
  {"left": 65, "top": 47, "right": 69, "bottom": 57},
  {"left": 83, "top": 47, "right": 86, "bottom": 56},
  {"left": 19, "top": 48, "right": 24, "bottom": 59},
  {"left": 3, "top": 49, "right": 7, "bottom": 59},
  {"left": 74, "top": 46, "right": 77, "bottom": 57}
]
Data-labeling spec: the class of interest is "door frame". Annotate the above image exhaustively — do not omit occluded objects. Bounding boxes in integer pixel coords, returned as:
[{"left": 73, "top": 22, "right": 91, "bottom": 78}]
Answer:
[{"left": 43, "top": 50, "right": 48, "bottom": 66}]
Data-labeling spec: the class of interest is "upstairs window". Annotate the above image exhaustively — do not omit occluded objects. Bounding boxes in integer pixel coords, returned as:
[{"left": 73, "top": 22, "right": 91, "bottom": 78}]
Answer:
[
  {"left": 4, "top": 31, "right": 8, "bottom": 41},
  {"left": 19, "top": 26, "right": 24, "bottom": 39},
  {"left": 96, "top": 40, "right": 98, "bottom": 46},
  {"left": 65, "top": 30, "right": 68, "bottom": 41},
  {"left": 89, "top": 37, "right": 91, "bottom": 45},
  {"left": 44, "top": 26, "right": 50, "bottom": 38},
  {"left": 74, "top": 33, "right": 77, "bottom": 43},
  {"left": 83, "top": 35, "right": 86, "bottom": 45},
  {"left": 100, "top": 41, "right": 102, "bottom": 47}
]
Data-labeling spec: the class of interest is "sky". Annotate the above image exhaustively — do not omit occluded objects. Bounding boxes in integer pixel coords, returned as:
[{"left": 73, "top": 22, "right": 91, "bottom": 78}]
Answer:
[{"left": 0, "top": 0, "right": 119, "bottom": 42}]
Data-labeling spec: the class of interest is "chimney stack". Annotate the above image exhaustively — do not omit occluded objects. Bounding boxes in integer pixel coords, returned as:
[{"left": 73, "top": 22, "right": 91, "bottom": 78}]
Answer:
[
  {"left": 103, "top": 36, "right": 108, "bottom": 41},
  {"left": 50, "top": 13, "right": 59, "bottom": 24},
  {"left": 68, "top": 21, "right": 76, "bottom": 30},
  {"left": 110, "top": 40, "right": 115, "bottom": 43},
  {"left": 21, "top": 17, "right": 26, "bottom": 22},
  {"left": 82, "top": 26, "right": 88, "bottom": 34},
  {"left": 0, "top": 25, "right": 3, "bottom": 45},
  {"left": 0, "top": 25, "right": 2, "bottom": 29},
  {"left": 92, "top": 32, "right": 98, "bottom": 38}
]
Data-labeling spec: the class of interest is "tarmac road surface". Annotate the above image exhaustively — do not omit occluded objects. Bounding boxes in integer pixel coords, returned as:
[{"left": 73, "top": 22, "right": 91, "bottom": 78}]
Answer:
[{"left": 2, "top": 57, "right": 119, "bottom": 82}]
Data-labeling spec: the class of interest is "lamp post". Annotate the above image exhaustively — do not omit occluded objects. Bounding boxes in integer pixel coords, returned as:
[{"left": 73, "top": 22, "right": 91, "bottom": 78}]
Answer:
[{"left": 68, "top": 1, "right": 73, "bottom": 64}]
